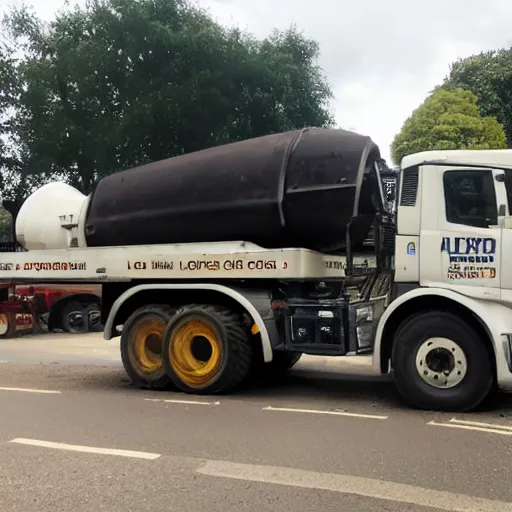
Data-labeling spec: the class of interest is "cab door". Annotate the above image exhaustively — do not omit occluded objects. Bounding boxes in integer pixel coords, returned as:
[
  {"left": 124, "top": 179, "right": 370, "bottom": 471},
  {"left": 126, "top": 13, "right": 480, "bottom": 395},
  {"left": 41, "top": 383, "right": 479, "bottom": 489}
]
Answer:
[
  {"left": 420, "top": 166, "right": 501, "bottom": 300},
  {"left": 499, "top": 169, "right": 512, "bottom": 302}
]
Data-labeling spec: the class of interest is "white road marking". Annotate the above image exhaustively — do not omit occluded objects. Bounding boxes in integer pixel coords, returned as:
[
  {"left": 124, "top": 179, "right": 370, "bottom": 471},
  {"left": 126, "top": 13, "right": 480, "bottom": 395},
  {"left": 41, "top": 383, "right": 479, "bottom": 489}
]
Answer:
[
  {"left": 145, "top": 398, "right": 219, "bottom": 406},
  {"left": 197, "top": 459, "right": 512, "bottom": 512},
  {"left": 262, "top": 406, "right": 388, "bottom": 420},
  {"left": 9, "top": 438, "right": 161, "bottom": 460},
  {"left": 428, "top": 417, "right": 512, "bottom": 436},
  {"left": 0, "top": 387, "right": 61, "bottom": 394},
  {"left": 449, "top": 417, "right": 512, "bottom": 431}
]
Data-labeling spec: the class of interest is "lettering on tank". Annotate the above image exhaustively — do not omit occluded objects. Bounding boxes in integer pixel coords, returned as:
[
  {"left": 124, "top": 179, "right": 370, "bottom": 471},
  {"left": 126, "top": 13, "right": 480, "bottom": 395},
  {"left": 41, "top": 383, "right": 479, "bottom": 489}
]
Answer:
[
  {"left": 127, "top": 258, "right": 282, "bottom": 273},
  {"left": 247, "top": 260, "right": 277, "bottom": 270},
  {"left": 151, "top": 261, "right": 173, "bottom": 270},
  {"left": 180, "top": 260, "right": 222, "bottom": 271},
  {"left": 127, "top": 261, "right": 147, "bottom": 270},
  {"left": 23, "top": 262, "right": 87, "bottom": 271},
  {"left": 441, "top": 236, "right": 496, "bottom": 280}
]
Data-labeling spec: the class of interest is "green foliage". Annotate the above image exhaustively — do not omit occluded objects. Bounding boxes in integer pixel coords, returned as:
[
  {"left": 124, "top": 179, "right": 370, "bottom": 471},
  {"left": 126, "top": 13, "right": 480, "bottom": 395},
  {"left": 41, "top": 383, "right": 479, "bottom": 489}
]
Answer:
[
  {"left": 0, "top": 0, "right": 334, "bottom": 196},
  {"left": 391, "top": 88, "right": 507, "bottom": 164},
  {"left": 0, "top": 207, "right": 11, "bottom": 242},
  {"left": 443, "top": 49, "right": 512, "bottom": 146}
]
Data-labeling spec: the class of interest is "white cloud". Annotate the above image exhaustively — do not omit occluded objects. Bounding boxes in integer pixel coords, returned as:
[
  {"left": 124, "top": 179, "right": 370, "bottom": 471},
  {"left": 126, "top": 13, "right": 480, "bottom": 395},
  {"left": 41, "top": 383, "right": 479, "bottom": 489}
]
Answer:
[
  {"left": 198, "top": 0, "right": 512, "bottom": 162},
  {"left": 2, "top": 0, "right": 512, "bottom": 163}
]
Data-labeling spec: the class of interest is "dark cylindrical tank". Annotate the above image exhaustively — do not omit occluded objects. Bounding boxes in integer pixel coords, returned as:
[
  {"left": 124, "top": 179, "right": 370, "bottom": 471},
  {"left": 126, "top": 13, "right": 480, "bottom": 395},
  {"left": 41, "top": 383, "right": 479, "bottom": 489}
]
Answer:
[{"left": 84, "top": 127, "right": 383, "bottom": 253}]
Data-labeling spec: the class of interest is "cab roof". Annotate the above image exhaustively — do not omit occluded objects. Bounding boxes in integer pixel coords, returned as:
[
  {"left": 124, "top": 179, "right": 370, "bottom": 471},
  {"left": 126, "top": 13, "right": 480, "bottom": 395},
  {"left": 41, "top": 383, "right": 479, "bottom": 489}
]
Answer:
[{"left": 401, "top": 149, "right": 512, "bottom": 171}]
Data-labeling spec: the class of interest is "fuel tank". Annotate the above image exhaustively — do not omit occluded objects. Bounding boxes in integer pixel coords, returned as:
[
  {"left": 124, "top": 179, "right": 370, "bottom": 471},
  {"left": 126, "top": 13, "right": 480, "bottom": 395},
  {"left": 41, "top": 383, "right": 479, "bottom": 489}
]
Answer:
[{"left": 84, "top": 127, "right": 383, "bottom": 253}]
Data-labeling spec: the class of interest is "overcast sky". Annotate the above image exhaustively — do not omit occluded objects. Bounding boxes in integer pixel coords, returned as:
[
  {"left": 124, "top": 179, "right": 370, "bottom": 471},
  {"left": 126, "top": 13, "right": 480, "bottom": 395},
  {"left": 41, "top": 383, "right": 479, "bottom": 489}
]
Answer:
[{"left": 2, "top": 0, "right": 512, "bottom": 163}]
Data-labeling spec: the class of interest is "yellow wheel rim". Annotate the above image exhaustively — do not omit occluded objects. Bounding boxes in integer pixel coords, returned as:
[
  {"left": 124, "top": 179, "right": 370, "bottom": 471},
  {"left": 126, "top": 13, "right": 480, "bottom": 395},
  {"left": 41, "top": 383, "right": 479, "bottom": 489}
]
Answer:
[
  {"left": 169, "top": 318, "right": 222, "bottom": 388},
  {"left": 128, "top": 317, "right": 166, "bottom": 375},
  {"left": 0, "top": 314, "right": 9, "bottom": 336}
]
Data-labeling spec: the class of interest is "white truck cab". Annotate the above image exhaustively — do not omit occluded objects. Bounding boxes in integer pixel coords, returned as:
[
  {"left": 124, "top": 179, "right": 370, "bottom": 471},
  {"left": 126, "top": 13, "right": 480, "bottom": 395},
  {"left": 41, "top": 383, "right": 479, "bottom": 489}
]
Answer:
[{"left": 374, "top": 150, "right": 512, "bottom": 411}]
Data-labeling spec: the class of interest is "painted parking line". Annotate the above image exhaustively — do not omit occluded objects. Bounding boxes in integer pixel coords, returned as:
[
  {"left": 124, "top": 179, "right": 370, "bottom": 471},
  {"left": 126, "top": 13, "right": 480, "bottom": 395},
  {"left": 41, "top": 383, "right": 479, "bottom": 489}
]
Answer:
[
  {"left": 262, "top": 405, "right": 388, "bottom": 420},
  {"left": 197, "top": 459, "right": 512, "bottom": 512},
  {"left": 145, "top": 398, "right": 220, "bottom": 406},
  {"left": 0, "top": 387, "right": 61, "bottom": 394},
  {"left": 428, "top": 417, "right": 512, "bottom": 436},
  {"left": 10, "top": 438, "right": 161, "bottom": 460}
]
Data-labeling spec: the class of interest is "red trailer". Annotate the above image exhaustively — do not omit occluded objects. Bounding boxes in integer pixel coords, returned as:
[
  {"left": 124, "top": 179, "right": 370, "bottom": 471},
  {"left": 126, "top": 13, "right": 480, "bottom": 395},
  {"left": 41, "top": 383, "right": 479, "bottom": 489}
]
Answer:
[{"left": 0, "top": 282, "right": 101, "bottom": 338}]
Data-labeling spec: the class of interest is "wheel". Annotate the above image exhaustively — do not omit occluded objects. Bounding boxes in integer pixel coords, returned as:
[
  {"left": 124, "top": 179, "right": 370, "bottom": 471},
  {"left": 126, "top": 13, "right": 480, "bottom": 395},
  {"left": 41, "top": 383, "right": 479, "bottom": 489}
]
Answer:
[
  {"left": 36, "top": 312, "right": 50, "bottom": 334},
  {"left": 391, "top": 311, "right": 493, "bottom": 412},
  {"left": 61, "top": 300, "right": 89, "bottom": 333},
  {"left": 0, "top": 313, "right": 15, "bottom": 339},
  {"left": 163, "top": 304, "right": 253, "bottom": 394},
  {"left": 120, "top": 305, "right": 176, "bottom": 389},
  {"left": 85, "top": 303, "right": 103, "bottom": 332}
]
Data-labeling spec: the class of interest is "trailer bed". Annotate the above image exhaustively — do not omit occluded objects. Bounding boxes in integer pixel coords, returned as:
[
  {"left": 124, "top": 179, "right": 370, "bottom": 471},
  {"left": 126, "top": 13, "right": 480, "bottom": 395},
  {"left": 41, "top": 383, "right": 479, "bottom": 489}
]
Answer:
[{"left": 0, "top": 241, "right": 377, "bottom": 282}]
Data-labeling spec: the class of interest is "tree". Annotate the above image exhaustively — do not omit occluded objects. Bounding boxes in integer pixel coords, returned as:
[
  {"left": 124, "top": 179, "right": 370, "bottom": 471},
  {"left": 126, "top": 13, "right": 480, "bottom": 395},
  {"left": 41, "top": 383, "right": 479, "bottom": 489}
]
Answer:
[
  {"left": 0, "top": 29, "right": 52, "bottom": 205},
  {"left": 391, "top": 88, "right": 507, "bottom": 165},
  {"left": 0, "top": 207, "right": 12, "bottom": 242},
  {"left": 1, "top": 0, "right": 334, "bottom": 196},
  {"left": 443, "top": 49, "right": 512, "bottom": 145}
]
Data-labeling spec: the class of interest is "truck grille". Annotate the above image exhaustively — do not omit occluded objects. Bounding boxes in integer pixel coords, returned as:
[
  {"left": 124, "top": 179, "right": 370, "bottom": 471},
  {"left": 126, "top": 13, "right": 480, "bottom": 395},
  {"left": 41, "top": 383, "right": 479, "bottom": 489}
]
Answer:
[{"left": 400, "top": 166, "right": 419, "bottom": 206}]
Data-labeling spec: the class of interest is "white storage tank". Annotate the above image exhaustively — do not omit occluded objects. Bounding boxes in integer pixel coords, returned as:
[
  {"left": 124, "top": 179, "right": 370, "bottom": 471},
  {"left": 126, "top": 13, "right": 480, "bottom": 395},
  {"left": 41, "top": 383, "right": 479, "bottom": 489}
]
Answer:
[{"left": 16, "top": 182, "right": 88, "bottom": 251}]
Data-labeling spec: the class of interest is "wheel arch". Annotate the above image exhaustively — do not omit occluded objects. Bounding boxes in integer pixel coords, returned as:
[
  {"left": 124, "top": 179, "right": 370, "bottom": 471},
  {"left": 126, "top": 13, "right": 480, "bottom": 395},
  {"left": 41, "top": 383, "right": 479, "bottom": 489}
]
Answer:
[
  {"left": 374, "top": 288, "right": 500, "bottom": 378},
  {"left": 103, "top": 284, "right": 274, "bottom": 362},
  {"left": 48, "top": 293, "right": 101, "bottom": 331}
]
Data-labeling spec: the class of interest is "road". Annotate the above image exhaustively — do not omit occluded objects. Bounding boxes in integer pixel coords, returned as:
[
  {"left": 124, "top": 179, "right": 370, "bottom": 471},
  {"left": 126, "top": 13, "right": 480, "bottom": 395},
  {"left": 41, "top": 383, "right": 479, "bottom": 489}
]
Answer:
[{"left": 1, "top": 333, "right": 512, "bottom": 511}]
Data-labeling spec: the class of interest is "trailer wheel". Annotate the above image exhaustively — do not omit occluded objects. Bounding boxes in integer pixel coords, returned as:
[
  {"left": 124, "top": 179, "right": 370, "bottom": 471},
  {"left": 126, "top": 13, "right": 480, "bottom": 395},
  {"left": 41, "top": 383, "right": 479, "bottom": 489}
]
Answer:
[
  {"left": 121, "top": 305, "right": 176, "bottom": 390},
  {"left": 61, "top": 300, "right": 89, "bottom": 334},
  {"left": 85, "top": 303, "right": 103, "bottom": 332},
  {"left": 0, "top": 313, "right": 15, "bottom": 339},
  {"left": 163, "top": 304, "right": 253, "bottom": 394},
  {"left": 392, "top": 311, "right": 493, "bottom": 412}
]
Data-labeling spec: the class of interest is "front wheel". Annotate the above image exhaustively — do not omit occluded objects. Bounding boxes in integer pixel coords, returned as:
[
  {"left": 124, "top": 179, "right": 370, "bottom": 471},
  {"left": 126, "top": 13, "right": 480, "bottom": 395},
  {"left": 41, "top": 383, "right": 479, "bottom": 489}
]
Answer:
[{"left": 392, "top": 311, "right": 493, "bottom": 412}]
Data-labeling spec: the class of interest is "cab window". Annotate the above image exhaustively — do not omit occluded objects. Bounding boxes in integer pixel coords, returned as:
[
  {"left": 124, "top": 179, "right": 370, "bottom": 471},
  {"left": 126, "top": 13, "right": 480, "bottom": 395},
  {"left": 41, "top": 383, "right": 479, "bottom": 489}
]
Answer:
[{"left": 443, "top": 170, "right": 497, "bottom": 228}]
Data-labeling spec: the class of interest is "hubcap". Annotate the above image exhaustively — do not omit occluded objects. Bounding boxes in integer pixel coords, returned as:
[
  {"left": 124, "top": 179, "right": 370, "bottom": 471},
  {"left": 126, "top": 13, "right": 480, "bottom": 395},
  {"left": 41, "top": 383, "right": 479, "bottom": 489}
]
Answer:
[
  {"left": 0, "top": 314, "right": 9, "bottom": 336},
  {"left": 415, "top": 337, "right": 467, "bottom": 389},
  {"left": 129, "top": 317, "right": 166, "bottom": 375},
  {"left": 67, "top": 310, "right": 85, "bottom": 332},
  {"left": 169, "top": 318, "right": 222, "bottom": 388}
]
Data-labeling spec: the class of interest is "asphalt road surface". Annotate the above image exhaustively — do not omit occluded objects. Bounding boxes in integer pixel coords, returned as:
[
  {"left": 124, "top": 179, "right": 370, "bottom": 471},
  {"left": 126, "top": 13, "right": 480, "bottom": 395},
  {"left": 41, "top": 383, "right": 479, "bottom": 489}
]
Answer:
[{"left": 1, "top": 332, "right": 512, "bottom": 512}]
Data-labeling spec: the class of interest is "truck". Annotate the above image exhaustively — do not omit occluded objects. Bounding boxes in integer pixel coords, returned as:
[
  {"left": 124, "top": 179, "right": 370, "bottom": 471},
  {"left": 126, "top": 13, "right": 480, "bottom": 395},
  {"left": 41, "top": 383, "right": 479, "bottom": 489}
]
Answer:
[
  {"left": 1, "top": 126, "right": 512, "bottom": 412},
  {"left": 0, "top": 281, "right": 102, "bottom": 338}
]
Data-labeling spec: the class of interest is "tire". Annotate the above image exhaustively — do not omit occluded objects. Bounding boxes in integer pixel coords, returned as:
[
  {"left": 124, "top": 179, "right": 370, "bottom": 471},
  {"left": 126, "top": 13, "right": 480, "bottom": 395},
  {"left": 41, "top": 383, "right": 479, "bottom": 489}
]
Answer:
[
  {"left": 120, "top": 305, "right": 176, "bottom": 390},
  {"left": 0, "top": 313, "right": 15, "bottom": 339},
  {"left": 61, "top": 300, "right": 88, "bottom": 334},
  {"left": 85, "top": 303, "right": 103, "bottom": 332},
  {"left": 163, "top": 304, "right": 253, "bottom": 394},
  {"left": 36, "top": 313, "right": 50, "bottom": 334},
  {"left": 391, "top": 311, "right": 493, "bottom": 412}
]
